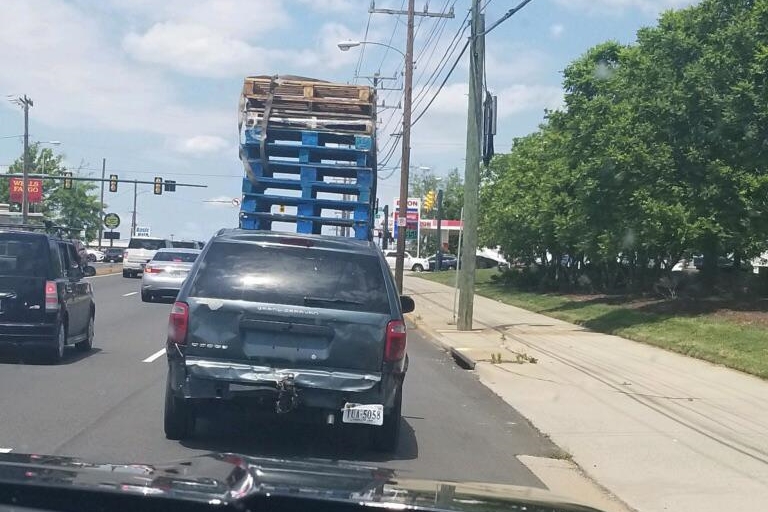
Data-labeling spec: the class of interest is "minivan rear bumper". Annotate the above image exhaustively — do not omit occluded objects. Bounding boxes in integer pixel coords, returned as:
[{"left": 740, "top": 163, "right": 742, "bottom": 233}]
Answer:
[
  {"left": 0, "top": 322, "right": 58, "bottom": 347},
  {"left": 167, "top": 356, "right": 403, "bottom": 412}
]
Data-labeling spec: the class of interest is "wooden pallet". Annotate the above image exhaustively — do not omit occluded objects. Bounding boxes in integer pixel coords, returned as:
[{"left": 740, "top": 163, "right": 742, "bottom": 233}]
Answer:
[{"left": 243, "top": 76, "right": 372, "bottom": 104}]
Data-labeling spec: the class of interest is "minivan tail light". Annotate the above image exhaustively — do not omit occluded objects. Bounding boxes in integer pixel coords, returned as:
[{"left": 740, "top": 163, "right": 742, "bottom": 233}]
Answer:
[
  {"left": 45, "top": 281, "right": 58, "bottom": 311},
  {"left": 168, "top": 302, "right": 189, "bottom": 345},
  {"left": 384, "top": 320, "right": 407, "bottom": 362}
]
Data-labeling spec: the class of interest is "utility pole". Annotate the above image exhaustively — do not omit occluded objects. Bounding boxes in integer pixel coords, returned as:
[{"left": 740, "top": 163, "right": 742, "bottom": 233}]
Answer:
[
  {"left": 131, "top": 179, "right": 138, "bottom": 237},
  {"left": 371, "top": 0, "right": 454, "bottom": 293},
  {"left": 15, "top": 95, "right": 34, "bottom": 224},
  {"left": 457, "top": 0, "right": 485, "bottom": 330},
  {"left": 436, "top": 188, "right": 444, "bottom": 270},
  {"left": 394, "top": 0, "right": 415, "bottom": 293},
  {"left": 98, "top": 158, "right": 106, "bottom": 248}
]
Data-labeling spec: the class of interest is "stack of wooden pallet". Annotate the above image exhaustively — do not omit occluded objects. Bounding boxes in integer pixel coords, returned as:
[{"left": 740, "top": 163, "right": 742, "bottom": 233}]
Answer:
[{"left": 238, "top": 75, "right": 377, "bottom": 240}]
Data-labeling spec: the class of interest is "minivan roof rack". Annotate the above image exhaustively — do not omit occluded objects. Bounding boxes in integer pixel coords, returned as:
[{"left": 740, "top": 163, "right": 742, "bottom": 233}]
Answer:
[{"left": 0, "top": 222, "right": 82, "bottom": 238}]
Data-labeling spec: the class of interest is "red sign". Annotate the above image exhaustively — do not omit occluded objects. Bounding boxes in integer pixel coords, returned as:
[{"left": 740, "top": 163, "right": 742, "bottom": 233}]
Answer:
[{"left": 9, "top": 178, "right": 43, "bottom": 204}]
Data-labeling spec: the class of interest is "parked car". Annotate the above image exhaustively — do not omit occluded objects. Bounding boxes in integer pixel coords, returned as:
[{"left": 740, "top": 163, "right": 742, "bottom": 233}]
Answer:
[
  {"left": 427, "top": 253, "right": 458, "bottom": 271},
  {"left": 383, "top": 250, "right": 430, "bottom": 272},
  {"left": 164, "top": 230, "right": 414, "bottom": 452},
  {"left": 122, "top": 237, "right": 173, "bottom": 278},
  {"left": 171, "top": 240, "right": 202, "bottom": 249},
  {"left": 0, "top": 229, "right": 96, "bottom": 363},
  {"left": 141, "top": 248, "right": 201, "bottom": 302},
  {"left": 103, "top": 247, "right": 124, "bottom": 263},
  {"left": 85, "top": 248, "right": 104, "bottom": 262}
]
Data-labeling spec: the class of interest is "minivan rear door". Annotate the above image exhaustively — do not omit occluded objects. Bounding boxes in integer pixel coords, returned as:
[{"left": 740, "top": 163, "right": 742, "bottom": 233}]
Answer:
[
  {"left": 184, "top": 240, "right": 393, "bottom": 374},
  {"left": 0, "top": 234, "right": 50, "bottom": 323}
]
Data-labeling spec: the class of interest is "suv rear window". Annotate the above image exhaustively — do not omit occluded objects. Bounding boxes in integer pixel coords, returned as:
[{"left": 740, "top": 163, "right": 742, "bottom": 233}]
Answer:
[
  {"left": 190, "top": 242, "right": 390, "bottom": 314},
  {"left": 128, "top": 238, "right": 166, "bottom": 250},
  {"left": 153, "top": 251, "right": 199, "bottom": 263},
  {"left": 0, "top": 235, "right": 48, "bottom": 277}
]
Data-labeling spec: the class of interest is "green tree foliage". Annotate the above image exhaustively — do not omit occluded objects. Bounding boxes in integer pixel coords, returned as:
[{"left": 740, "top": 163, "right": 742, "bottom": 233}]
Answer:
[
  {"left": 5, "top": 144, "right": 103, "bottom": 242},
  {"left": 480, "top": 0, "right": 768, "bottom": 291}
]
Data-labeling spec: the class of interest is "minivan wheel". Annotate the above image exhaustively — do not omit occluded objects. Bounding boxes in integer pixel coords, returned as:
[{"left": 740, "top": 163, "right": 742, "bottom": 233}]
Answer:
[
  {"left": 371, "top": 387, "right": 402, "bottom": 453},
  {"left": 47, "top": 322, "right": 66, "bottom": 364},
  {"left": 164, "top": 375, "right": 194, "bottom": 440},
  {"left": 412, "top": 264, "right": 424, "bottom": 273},
  {"left": 141, "top": 290, "right": 152, "bottom": 302},
  {"left": 76, "top": 315, "right": 94, "bottom": 352}
]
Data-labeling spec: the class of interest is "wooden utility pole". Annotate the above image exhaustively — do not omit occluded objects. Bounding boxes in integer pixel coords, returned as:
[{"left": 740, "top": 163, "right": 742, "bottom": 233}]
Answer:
[
  {"left": 457, "top": 0, "right": 485, "bottom": 330},
  {"left": 370, "top": 1, "right": 454, "bottom": 293},
  {"left": 17, "top": 96, "right": 33, "bottom": 224}
]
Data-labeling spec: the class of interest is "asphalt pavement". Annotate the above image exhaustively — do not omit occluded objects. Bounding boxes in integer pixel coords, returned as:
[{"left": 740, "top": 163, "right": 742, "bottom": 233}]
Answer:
[{"left": 0, "top": 273, "right": 557, "bottom": 486}]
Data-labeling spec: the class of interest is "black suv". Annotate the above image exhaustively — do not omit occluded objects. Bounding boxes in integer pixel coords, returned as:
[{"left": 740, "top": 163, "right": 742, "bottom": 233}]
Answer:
[
  {"left": 164, "top": 230, "right": 414, "bottom": 451},
  {"left": 0, "top": 230, "right": 96, "bottom": 363}
]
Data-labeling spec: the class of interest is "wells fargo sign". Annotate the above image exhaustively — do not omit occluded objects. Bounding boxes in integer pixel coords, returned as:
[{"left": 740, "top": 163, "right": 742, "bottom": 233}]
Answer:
[{"left": 9, "top": 178, "right": 43, "bottom": 204}]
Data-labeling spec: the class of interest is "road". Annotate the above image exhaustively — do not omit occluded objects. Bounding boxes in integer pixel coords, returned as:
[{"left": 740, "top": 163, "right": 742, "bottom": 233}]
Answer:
[{"left": 0, "top": 273, "right": 557, "bottom": 485}]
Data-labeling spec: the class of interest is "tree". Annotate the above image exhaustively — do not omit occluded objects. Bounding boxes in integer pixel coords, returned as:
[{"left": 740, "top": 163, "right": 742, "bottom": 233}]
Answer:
[
  {"left": 479, "top": 0, "right": 768, "bottom": 293},
  {"left": 6, "top": 144, "right": 103, "bottom": 242}
]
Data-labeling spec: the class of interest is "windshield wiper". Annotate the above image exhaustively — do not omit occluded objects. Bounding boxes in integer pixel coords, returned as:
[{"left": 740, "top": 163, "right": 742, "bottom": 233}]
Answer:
[{"left": 303, "top": 296, "right": 364, "bottom": 306}]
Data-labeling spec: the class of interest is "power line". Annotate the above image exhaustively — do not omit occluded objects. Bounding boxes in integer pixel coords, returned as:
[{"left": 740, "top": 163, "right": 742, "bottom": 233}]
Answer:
[
  {"left": 353, "top": 11, "right": 374, "bottom": 83},
  {"left": 411, "top": 37, "right": 469, "bottom": 126},
  {"left": 481, "top": 0, "right": 535, "bottom": 36},
  {"left": 377, "top": 0, "right": 406, "bottom": 73}
]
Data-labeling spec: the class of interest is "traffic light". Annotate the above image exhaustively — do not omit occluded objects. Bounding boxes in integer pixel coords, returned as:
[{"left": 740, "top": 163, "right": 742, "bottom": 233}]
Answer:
[
  {"left": 153, "top": 176, "right": 163, "bottom": 195},
  {"left": 164, "top": 180, "right": 176, "bottom": 192},
  {"left": 109, "top": 174, "right": 118, "bottom": 192},
  {"left": 63, "top": 172, "right": 73, "bottom": 190},
  {"left": 423, "top": 190, "right": 436, "bottom": 211}
]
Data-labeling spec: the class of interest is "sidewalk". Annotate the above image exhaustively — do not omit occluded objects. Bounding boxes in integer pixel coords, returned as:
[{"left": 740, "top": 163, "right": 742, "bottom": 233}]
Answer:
[{"left": 404, "top": 275, "right": 768, "bottom": 512}]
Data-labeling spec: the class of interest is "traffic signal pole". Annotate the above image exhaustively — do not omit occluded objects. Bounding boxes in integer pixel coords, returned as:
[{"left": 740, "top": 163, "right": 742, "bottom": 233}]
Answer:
[{"left": 98, "top": 158, "right": 105, "bottom": 248}]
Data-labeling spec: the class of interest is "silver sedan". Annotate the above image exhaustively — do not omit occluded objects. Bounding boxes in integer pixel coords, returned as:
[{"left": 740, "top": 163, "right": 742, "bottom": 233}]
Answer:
[{"left": 140, "top": 248, "right": 201, "bottom": 302}]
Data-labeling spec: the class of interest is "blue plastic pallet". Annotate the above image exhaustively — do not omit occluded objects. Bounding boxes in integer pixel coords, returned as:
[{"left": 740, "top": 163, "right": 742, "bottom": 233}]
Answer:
[
  {"left": 239, "top": 211, "right": 371, "bottom": 240},
  {"left": 244, "top": 127, "right": 373, "bottom": 151}
]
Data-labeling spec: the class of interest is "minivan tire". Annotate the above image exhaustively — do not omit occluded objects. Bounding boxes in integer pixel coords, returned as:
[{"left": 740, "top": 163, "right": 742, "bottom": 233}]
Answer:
[
  {"left": 371, "top": 387, "right": 402, "bottom": 452},
  {"left": 141, "top": 290, "right": 152, "bottom": 302},
  {"left": 164, "top": 375, "right": 194, "bottom": 440}
]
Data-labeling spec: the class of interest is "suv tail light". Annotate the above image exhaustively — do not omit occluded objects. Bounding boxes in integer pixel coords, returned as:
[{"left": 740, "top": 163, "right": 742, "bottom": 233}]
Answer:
[
  {"left": 384, "top": 320, "right": 406, "bottom": 362},
  {"left": 168, "top": 302, "right": 189, "bottom": 345},
  {"left": 45, "top": 281, "right": 59, "bottom": 311}
]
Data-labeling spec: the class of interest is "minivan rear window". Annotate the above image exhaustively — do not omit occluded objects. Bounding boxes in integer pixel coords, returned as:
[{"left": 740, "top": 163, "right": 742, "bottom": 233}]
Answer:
[
  {"left": 128, "top": 238, "right": 166, "bottom": 250},
  {"left": 190, "top": 242, "right": 390, "bottom": 314},
  {"left": 0, "top": 235, "right": 48, "bottom": 277}
]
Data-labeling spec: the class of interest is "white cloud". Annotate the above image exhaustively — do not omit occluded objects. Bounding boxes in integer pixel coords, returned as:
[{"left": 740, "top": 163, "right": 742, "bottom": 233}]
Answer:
[
  {"left": 0, "top": 0, "right": 231, "bottom": 140},
  {"left": 123, "top": 21, "right": 362, "bottom": 78},
  {"left": 496, "top": 85, "right": 564, "bottom": 117},
  {"left": 550, "top": 23, "right": 565, "bottom": 38},
  {"left": 176, "top": 135, "right": 230, "bottom": 155},
  {"left": 123, "top": 22, "right": 263, "bottom": 78}
]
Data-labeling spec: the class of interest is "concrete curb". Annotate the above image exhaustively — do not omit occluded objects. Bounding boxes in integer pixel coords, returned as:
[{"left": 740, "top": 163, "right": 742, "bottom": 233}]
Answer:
[{"left": 94, "top": 264, "right": 121, "bottom": 276}]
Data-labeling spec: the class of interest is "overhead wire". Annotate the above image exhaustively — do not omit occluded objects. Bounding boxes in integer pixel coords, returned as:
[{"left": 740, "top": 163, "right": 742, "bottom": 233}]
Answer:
[{"left": 353, "top": 10, "right": 373, "bottom": 83}]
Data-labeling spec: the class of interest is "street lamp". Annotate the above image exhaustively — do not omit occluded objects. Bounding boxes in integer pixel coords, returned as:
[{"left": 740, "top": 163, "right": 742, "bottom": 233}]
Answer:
[{"left": 337, "top": 40, "right": 406, "bottom": 59}]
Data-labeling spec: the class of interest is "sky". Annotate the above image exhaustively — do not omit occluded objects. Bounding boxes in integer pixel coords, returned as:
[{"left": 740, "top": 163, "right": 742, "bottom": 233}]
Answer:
[{"left": 0, "top": 0, "right": 698, "bottom": 242}]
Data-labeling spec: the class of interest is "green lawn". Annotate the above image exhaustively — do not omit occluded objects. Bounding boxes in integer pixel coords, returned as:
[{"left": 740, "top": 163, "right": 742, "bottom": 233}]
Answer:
[{"left": 419, "top": 269, "right": 768, "bottom": 379}]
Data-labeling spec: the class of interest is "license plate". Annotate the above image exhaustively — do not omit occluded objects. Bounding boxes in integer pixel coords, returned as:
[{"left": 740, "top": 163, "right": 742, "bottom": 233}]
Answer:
[{"left": 342, "top": 404, "right": 384, "bottom": 426}]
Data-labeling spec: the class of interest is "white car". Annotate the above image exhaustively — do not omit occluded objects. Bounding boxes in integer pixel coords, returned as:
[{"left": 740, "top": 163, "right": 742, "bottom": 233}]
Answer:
[
  {"left": 85, "top": 248, "right": 105, "bottom": 262},
  {"left": 383, "top": 250, "right": 430, "bottom": 272}
]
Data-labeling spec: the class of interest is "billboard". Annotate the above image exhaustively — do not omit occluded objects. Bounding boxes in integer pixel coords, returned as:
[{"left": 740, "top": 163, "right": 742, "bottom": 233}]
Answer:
[
  {"left": 135, "top": 226, "right": 151, "bottom": 237},
  {"left": 392, "top": 197, "right": 421, "bottom": 245},
  {"left": 9, "top": 178, "right": 43, "bottom": 203}
]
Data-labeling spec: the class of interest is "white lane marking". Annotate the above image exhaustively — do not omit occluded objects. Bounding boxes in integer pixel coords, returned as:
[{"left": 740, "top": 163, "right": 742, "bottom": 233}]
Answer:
[
  {"left": 142, "top": 348, "right": 166, "bottom": 363},
  {"left": 0, "top": 448, "right": 12, "bottom": 453},
  {"left": 123, "top": 291, "right": 138, "bottom": 297}
]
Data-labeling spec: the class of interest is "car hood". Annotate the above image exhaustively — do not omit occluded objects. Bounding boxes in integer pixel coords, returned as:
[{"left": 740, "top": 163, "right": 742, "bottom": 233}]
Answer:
[{"left": 0, "top": 453, "right": 604, "bottom": 511}]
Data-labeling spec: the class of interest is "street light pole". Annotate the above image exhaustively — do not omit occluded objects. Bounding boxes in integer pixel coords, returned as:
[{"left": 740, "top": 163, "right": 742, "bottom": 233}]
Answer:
[{"left": 394, "top": 0, "right": 415, "bottom": 293}]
